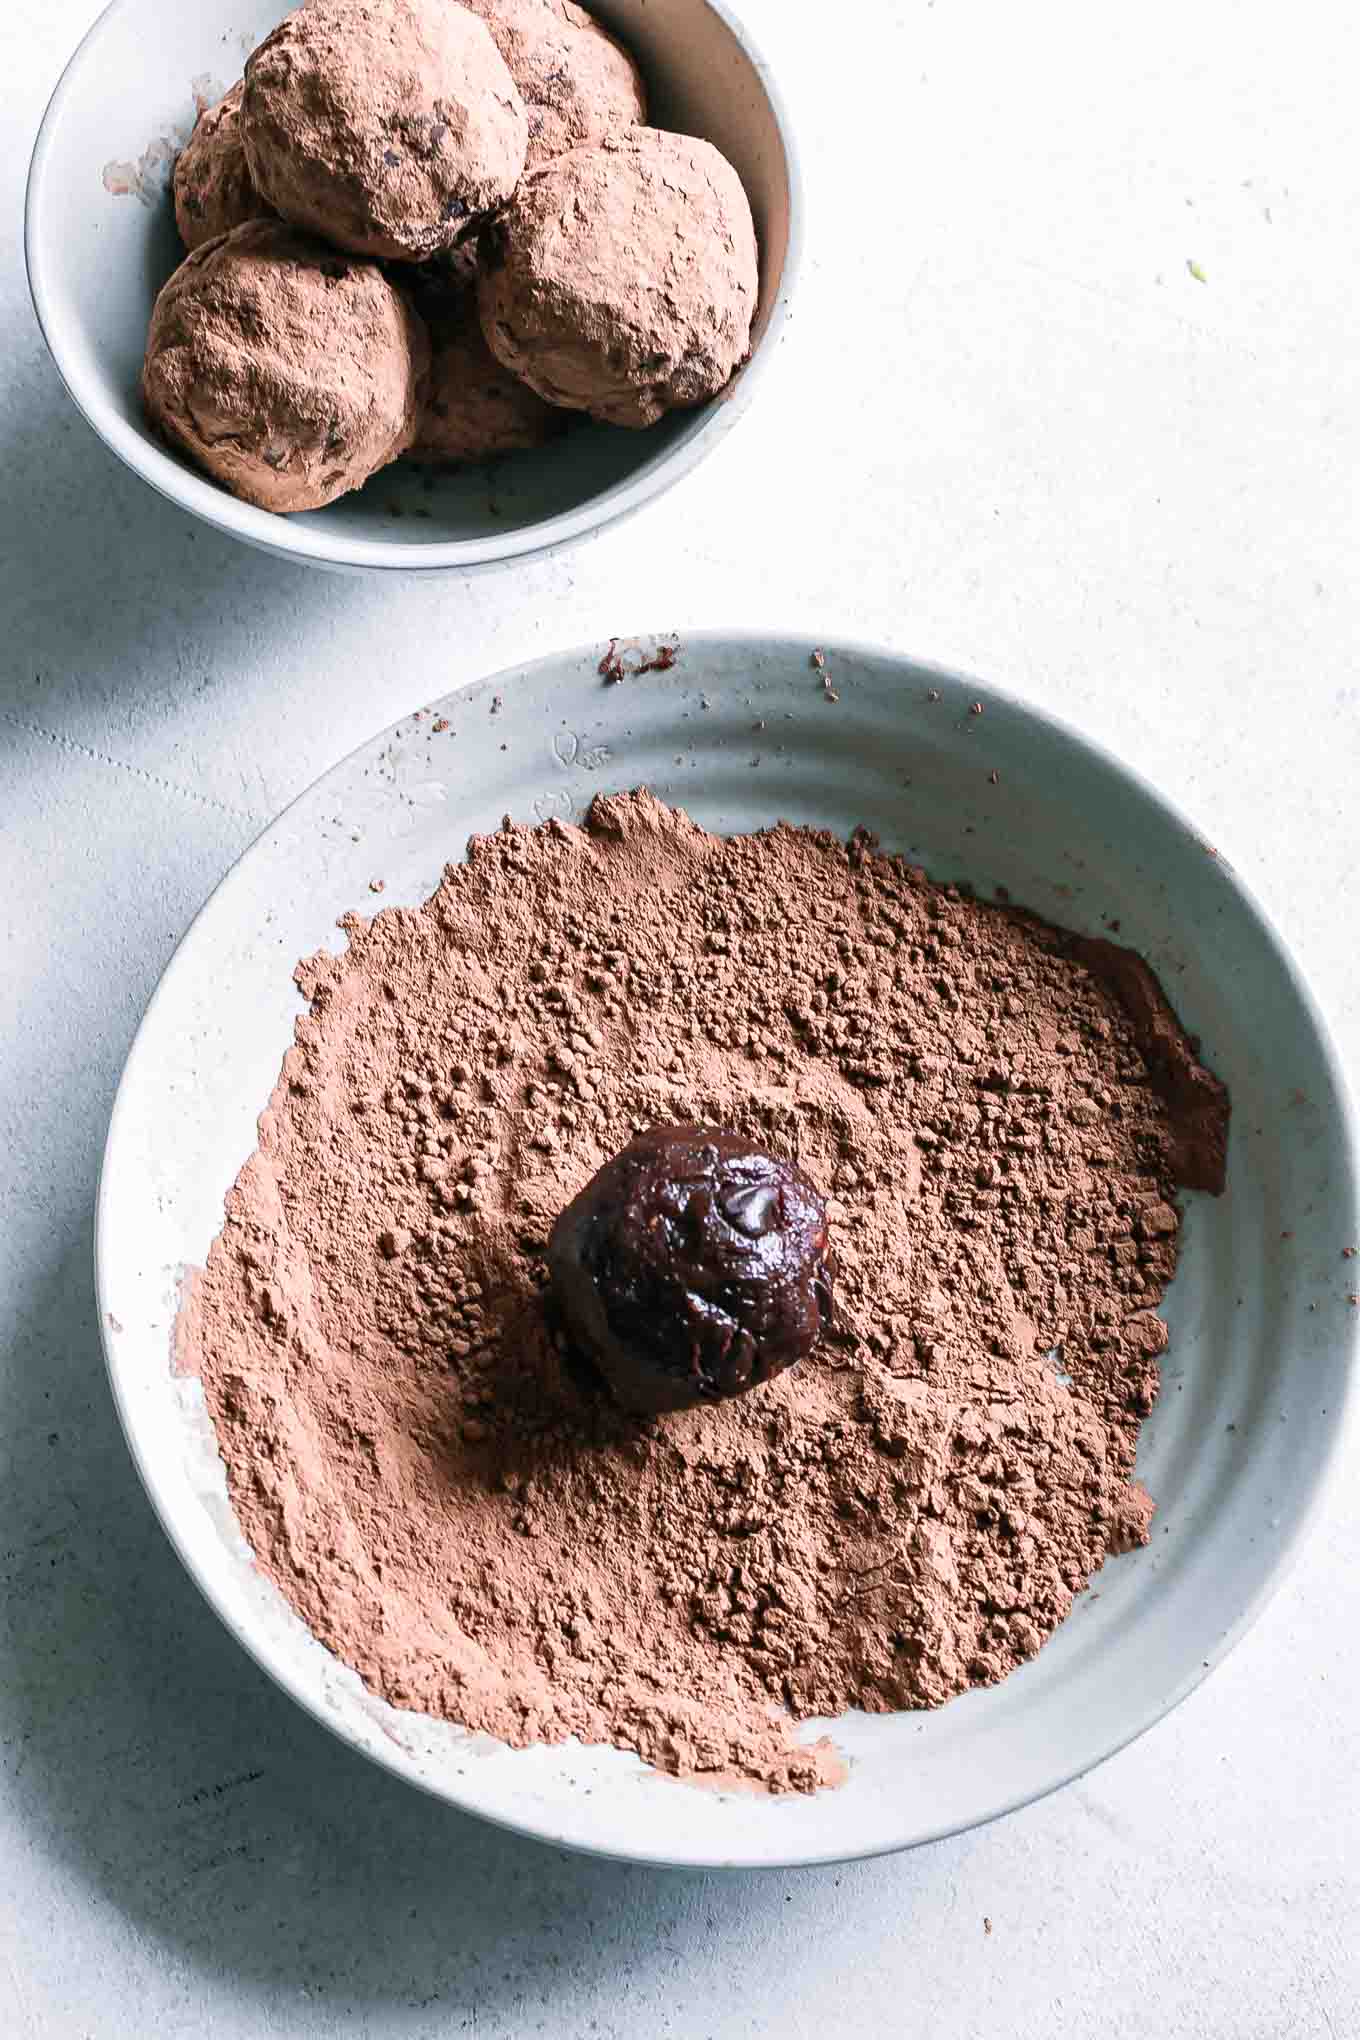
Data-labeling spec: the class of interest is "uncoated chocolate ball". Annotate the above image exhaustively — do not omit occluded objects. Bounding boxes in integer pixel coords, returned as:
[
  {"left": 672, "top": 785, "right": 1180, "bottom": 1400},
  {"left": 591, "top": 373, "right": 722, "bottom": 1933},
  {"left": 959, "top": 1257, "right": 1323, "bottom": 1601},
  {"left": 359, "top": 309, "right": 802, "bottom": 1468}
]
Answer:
[{"left": 548, "top": 1126, "right": 835, "bottom": 1414}]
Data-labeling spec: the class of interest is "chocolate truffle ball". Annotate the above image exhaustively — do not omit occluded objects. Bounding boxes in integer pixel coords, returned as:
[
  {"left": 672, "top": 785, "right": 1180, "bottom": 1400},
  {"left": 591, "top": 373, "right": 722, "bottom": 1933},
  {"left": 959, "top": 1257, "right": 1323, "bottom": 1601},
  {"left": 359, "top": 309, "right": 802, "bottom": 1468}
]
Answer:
[
  {"left": 142, "top": 219, "right": 429, "bottom": 512},
  {"left": 241, "top": 0, "right": 528, "bottom": 262},
  {"left": 478, "top": 128, "right": 758, "bottom": 427},
  {"left": 548, "top": 1126, "right": 835, "bottom": 1415},
  {"left": 174, "top": 83, "right": 273, "bottom": 251},
  {"left": 460, "top": 0, "right": 646, "bottom": 169},
  {"left": 407, "top": 268, "right": 564, "bottom": 464}
]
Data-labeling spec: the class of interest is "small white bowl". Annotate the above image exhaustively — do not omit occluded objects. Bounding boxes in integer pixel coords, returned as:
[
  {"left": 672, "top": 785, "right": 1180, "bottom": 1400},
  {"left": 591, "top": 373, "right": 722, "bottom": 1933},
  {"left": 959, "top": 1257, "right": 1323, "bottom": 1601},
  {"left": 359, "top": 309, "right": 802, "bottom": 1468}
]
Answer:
[
  {"left": 97, "top": 633, "right": 1360, "bottom": 1868},
  {"left": 26, "top": 0, "right": 800, "bottom": 575}
]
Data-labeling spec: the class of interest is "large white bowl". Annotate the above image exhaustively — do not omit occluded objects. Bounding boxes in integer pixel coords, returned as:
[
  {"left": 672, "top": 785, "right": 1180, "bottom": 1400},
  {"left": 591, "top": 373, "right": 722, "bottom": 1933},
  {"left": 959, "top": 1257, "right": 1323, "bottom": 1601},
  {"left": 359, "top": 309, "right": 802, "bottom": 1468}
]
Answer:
[
  {"left": 25, "top": 0, "right": 800, "bottom": 575},
  {"left": 96, "top": 634, "right": 1359, "bottom": 1867}
]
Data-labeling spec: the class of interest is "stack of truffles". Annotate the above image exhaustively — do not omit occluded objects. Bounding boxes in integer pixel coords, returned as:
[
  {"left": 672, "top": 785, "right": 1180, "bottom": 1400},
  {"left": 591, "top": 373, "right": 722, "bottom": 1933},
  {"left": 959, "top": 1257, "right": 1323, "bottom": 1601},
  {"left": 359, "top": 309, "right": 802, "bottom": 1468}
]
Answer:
[{"left": 143, "top": 0, "right": 760, "bottom": 512}]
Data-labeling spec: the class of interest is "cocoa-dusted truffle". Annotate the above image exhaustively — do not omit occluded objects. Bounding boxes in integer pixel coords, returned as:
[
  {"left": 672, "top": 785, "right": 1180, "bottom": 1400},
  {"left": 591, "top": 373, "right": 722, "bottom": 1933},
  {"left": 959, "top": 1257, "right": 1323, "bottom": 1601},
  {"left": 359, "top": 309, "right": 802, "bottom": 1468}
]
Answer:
[
  {"left": 407, "top": 269, "right": 564, "bottom": 464},
  {"left": 174, "top": 83, "right": 272, "bottom": 252},
  {"left": 460, "top": 0, "right": 645, "bottom": 169},
  {"left": 548, "top": 1126, "right": 835, "bottom": 1415},
  {"left": 241, "top": 0, "right": 528, "bottom": 262},
  {"left": 479, "top": 128, "right": 758, "bottom": 427},
  {"left": 142, "top": 219, "right": 429, "bottom": 512}
]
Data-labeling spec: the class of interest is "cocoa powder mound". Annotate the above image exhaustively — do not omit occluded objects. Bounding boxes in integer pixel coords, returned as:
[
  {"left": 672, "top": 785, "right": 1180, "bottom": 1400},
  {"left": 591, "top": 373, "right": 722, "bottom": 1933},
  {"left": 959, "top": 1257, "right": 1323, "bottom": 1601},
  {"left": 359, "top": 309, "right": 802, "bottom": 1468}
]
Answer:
[{"left": 182, "top": 790, "right": 1228, "bottom": 1792}]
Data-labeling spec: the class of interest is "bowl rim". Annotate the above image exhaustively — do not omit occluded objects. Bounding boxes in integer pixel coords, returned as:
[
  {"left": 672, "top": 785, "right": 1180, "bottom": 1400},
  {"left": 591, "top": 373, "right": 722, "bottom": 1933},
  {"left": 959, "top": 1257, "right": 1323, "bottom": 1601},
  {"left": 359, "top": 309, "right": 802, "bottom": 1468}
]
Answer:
[
  {"left": 24, "top": 0, "right": 804, "bottom": 574},
  {"left": 93, "top": 629, "right": 1360, "bottom": 1868}
]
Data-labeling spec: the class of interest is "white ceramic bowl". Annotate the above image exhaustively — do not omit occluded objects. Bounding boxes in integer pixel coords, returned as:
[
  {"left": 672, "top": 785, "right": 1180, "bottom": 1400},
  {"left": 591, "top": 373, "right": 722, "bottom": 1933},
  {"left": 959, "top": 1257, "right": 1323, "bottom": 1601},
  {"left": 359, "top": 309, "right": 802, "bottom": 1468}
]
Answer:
[
  {"left": 26, "top": 0, "right": 800, "bottom": 575},
  {"left": 97, "top": 634, "right": 1359, "bottom": 1866}
]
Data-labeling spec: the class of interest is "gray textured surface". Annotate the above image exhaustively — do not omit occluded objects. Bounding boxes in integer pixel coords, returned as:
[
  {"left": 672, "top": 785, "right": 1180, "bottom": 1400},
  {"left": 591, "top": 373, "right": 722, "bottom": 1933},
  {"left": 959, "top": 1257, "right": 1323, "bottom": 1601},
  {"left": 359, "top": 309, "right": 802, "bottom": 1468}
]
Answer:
[{"left": 3, "top": 0, "right": 1359, "bottom": 2032}]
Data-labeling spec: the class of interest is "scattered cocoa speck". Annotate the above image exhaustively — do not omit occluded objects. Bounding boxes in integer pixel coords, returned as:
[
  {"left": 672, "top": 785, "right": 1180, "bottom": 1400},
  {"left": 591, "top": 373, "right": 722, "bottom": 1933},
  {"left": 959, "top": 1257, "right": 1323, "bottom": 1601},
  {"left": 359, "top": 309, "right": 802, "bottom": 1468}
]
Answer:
[
  {"left": 490, "top": 695, "right": 503, "bottom": 716},
  {"left": 599, "top": 636, "right": 680, "bottom": 683},
  {"left": 1343, "top": 1246, "right": 1356, "bottom": 1259},
  {"left": 432, "top": 718, "right": 449, "bottom": 733},
  {"left": 984, "top": 1918, "right": 993, "bottom": 1937},
  {"left": 969, "top": 701, "right": 984, "bottom": 717},
  {"left": 989, "top": 769, "right": 1000, "bottom": 785},
  {"left": 810, "top": 649, "right": 826, "bottom": 670},
  {"left": 927, "top": 688, "right": 942, "bottom": 703},
  {"left": 369, "top": 878, "right": 386, "bottom": 894}
]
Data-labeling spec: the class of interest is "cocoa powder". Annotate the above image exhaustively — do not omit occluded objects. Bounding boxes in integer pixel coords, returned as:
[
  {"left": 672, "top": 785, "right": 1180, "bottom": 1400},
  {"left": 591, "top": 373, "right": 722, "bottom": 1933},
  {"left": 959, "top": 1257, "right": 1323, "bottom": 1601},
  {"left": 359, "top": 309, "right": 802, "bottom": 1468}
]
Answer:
[{"left": 181, "top": 790, "right": 1228, "bottom": 1792}]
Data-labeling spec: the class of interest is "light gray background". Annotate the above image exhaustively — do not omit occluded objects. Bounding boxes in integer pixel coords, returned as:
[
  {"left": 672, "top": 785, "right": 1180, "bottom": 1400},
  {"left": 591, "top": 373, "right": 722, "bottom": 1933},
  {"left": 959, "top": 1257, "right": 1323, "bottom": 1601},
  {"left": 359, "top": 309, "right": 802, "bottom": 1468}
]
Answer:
[{"left": 4, "top": 1, "right": 1358, "bottom": 2033}]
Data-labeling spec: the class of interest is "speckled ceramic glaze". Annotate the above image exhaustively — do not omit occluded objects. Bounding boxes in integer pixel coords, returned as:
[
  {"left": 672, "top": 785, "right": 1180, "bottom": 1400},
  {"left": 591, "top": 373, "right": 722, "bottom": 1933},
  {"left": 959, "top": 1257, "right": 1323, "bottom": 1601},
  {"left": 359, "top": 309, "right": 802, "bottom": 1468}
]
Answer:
[
  {"left": 26, "top": 0, "right": 800, "bottom": 574},
  {"left": 97, "top": 635, "right": 1359, "bottom": 1866}
]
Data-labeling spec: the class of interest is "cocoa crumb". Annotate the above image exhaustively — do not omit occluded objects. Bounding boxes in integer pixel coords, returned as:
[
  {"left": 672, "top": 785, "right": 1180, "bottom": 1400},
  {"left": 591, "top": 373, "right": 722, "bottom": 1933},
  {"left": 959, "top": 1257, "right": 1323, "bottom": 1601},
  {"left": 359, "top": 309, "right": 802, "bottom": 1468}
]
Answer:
[{"left": 599, "top": 636, "right": 680, "bottom": 683}]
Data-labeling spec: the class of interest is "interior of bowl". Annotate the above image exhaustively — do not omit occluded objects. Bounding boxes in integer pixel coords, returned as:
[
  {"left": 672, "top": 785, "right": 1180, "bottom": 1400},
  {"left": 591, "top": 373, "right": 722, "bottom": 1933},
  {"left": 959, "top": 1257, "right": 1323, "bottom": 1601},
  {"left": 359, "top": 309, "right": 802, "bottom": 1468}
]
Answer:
[
  {"left": 26, "top": 0, "right": 796, "bottom": 571},
  {"left": 96, "top": 634, "right": 1359, "bottom": 1867}
]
